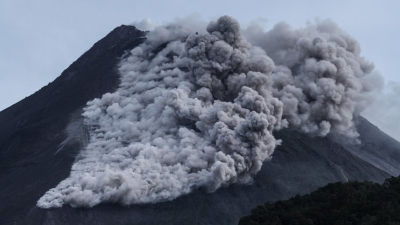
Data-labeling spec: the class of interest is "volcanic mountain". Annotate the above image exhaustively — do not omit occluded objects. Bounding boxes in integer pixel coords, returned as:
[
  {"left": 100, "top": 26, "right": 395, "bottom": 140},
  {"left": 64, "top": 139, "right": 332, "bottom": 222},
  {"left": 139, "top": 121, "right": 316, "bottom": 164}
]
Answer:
[{"left": 1, "top": 24, "right": 399, "bottom": 225}]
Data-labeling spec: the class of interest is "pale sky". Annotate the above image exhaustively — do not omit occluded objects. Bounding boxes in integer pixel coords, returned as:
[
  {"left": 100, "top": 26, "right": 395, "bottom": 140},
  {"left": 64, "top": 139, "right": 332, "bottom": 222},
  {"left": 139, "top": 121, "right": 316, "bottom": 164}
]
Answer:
[{"left": 1, "top": 0, "right": 399, "bottom": 139}]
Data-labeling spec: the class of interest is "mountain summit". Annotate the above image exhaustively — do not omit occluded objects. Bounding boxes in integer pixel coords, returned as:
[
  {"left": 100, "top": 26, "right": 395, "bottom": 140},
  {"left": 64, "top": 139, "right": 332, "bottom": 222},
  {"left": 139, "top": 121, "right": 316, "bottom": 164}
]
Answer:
[{"left": 1, "top": 23, "right": 399, "bottom": 225}]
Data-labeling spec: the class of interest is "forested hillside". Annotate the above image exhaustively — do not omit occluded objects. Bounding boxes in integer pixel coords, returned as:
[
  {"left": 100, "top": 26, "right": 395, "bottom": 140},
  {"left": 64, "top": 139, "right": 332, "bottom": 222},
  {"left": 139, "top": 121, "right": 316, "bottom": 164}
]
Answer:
[{"left": 239, "top": 176, "right": 400, "bottom": 225}]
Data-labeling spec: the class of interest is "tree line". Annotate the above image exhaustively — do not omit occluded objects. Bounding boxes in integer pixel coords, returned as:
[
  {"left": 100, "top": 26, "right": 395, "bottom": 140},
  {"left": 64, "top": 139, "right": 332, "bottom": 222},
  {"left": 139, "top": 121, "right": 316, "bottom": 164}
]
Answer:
[{"left": 239, "top": 175, "right": 400, "bottom": 225}]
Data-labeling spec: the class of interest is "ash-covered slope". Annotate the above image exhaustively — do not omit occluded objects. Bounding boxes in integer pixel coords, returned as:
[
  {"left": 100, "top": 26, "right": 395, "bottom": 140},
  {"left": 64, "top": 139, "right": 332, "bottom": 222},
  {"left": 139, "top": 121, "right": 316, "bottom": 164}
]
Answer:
[
  {"left": 333, "top": 117, "right": 400, "bottom": 176},
  {"left": 0, "top": 24, "right": 399, "bottom": 225},
  {"left": 0, "top": 25, "right": 146, "bottom": 225}
]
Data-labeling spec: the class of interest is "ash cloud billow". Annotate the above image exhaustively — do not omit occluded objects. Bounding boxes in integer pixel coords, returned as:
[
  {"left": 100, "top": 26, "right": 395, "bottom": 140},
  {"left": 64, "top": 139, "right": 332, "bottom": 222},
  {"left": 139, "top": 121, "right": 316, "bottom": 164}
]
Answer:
[
  {"left": 37, "top": 16, "right": 381, "bottom": 208},
  {"left": 246, "top": 20, "right": 378, "bottom": 137}
]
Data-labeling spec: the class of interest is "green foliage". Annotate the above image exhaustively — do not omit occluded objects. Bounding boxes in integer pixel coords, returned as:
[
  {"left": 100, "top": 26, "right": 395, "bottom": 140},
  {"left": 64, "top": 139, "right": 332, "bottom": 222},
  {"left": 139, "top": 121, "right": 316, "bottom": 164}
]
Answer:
[{"left": 239, "top": 176, "right": 400, "bottom": 225}]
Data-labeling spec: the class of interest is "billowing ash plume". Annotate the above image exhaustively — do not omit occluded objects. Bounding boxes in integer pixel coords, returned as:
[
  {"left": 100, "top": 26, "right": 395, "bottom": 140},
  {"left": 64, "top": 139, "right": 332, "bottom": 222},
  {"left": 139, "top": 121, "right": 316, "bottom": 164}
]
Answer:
[
  {"left": 246, "top": 20, "right": 377, "bottom": 137},
  {"left": 37, "top": 16, "right": 283, "bottom": 208},
  {"left": 37, "top": 16, "right": 380, "bottom": 208}
]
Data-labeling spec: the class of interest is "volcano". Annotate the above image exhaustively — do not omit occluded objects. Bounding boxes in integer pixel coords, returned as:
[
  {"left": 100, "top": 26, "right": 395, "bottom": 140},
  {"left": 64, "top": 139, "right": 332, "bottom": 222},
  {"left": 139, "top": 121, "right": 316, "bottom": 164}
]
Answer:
[{"left": 1, "top": 24, "right": 399, "bottom": 225}]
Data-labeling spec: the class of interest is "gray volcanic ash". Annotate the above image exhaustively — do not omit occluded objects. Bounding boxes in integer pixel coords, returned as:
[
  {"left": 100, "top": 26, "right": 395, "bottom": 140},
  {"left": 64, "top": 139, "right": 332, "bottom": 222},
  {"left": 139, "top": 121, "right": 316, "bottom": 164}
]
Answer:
[{"left": 37, "top": 16, "right": 381, "bottom": 208}]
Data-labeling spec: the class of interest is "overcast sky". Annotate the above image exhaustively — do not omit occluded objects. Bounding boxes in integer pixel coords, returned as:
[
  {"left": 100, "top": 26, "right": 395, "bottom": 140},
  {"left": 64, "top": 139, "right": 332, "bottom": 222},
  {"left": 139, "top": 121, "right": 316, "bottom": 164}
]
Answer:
[{"left": 1, "top": 0, "right": 399, "bottom": 139}]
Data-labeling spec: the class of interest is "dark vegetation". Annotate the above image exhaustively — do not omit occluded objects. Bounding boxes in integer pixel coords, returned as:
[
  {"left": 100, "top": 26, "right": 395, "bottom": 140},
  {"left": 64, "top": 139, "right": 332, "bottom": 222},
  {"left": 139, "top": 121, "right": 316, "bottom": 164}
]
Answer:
[{"left": 239, "top": 176, "right": 400, "bottom": 225}]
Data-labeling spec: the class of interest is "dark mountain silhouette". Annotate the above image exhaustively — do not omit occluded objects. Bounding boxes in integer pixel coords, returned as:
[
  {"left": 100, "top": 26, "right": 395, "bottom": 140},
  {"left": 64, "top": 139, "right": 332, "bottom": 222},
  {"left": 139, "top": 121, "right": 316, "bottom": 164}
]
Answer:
[{"left": 0, "top": 25, "right": 399, "bottom": 225}]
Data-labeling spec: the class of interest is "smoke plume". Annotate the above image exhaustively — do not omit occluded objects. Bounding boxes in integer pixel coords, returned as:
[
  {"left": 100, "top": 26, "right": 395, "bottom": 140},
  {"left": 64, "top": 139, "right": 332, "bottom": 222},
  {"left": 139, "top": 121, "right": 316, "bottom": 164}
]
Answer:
[
  {"left": 246, "top": 20, "right": 378, "bottom": 137},
  {"left": 37, "top": 16, "right": 380, "bottom": 208}
]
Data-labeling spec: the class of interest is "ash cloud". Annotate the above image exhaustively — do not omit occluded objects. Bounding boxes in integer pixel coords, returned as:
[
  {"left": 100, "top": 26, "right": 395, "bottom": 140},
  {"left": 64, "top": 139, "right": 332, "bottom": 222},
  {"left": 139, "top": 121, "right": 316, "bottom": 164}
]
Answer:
[
  {"left": 245, "top": 20, "right": 378, "bottom": 137},
  {"left": 131, "top": 18, "right": 159, "bottom": 31},
  {"left": 37, "top": 16, "right": 381, "bottom": 208}
]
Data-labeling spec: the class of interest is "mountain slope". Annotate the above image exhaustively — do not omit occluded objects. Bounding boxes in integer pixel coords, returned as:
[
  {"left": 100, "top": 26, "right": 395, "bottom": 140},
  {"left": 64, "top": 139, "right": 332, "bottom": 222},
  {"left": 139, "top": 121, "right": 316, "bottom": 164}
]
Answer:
[
  {"left": 0, "top": 25, "right": 399, "bottom": 225},
  {"left": 0, "top": 25, "right": 146, "bottom": 224}
]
